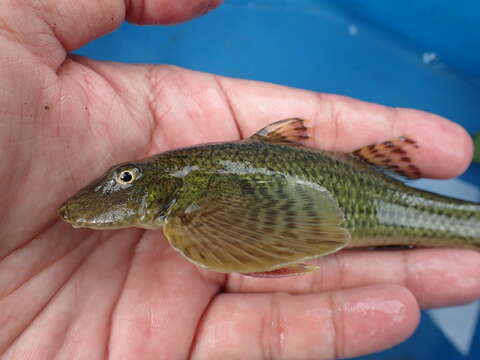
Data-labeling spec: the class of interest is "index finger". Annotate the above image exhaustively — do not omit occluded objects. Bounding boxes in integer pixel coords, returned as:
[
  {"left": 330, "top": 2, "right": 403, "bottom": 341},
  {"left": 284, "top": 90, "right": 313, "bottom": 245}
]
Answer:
[{"left": 216, "top": 77, "right": 474, "bottom": 179}]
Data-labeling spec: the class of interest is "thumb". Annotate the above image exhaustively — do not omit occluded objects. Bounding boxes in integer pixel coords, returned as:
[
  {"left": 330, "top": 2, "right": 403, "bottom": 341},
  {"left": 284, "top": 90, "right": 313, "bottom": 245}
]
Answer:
[{"left": 2, "top": 0, "right": 222, "bottom": 70}]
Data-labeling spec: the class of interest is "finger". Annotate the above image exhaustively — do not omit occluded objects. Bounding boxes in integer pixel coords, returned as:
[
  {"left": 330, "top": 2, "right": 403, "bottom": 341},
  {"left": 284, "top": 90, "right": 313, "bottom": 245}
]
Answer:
[
  {"left": 127, "top": 0, "right": 223, "bottom": 25},
  {"left": 107, "top": 231, "right": 223, "bottom": 359},
  {"left": 216, "top": 77, "right": 474, "bottom": 178},
  {"left": 0, "top": 228, "right": 137, "bottom": 357},
  {"left": 2, "top": 0, "right": 221, "bottom": 68},
  {"left": 191, "top": 285, "right": 419, "bottom": 360},
  {"left": 225, "top": 249, "right": 480, "bottom": 309}
]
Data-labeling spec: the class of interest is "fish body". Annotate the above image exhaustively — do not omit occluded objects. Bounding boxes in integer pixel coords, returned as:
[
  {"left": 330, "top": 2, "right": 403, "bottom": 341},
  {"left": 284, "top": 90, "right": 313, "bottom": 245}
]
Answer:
[
  {"left": 59, "top": 119, "right": 480, "bottom": 276},
  {"left": 474, "top": 132, "right": 480, "bottom": 163}
]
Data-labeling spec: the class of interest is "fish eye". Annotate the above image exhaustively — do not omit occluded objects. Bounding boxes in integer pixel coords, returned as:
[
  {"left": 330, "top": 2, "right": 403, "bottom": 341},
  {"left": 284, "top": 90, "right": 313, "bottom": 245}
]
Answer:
[
  {"left": 120, "top": 171, "right": 133, "bottom": 183},
  {"left": 116, "top": 166, "right": 141, "bottom": 185}
]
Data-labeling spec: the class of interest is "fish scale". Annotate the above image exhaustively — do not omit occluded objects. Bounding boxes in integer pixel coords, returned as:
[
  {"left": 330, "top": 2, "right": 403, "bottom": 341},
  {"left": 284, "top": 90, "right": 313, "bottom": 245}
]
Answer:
[{"left": 145, "top": 140, "right": 480, "bottom": 248}]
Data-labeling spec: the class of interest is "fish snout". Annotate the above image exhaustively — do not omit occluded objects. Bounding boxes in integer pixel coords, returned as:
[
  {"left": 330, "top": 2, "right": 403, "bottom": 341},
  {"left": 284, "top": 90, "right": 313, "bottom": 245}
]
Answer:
[{"left": 58, "top": 203, "right": 69, "bottom": 221}]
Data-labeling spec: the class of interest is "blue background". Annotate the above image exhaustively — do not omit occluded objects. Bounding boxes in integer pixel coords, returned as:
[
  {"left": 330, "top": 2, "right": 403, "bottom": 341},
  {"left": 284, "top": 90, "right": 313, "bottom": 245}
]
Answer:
[{"left": 76, "top": 1, "right": 480, "bottom": 358}]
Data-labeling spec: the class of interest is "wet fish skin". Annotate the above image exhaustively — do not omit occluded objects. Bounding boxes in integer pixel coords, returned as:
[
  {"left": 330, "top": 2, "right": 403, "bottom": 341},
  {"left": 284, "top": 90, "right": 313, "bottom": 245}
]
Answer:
[{"left": 59, "top": 119, "right": 480, "bottom": 275}]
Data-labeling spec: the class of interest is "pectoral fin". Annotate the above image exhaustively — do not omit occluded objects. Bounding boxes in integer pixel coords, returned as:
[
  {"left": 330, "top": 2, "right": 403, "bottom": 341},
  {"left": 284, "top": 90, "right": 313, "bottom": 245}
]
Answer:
[{"left": 164, "top": 175, "right": 350, "bottom": 274}]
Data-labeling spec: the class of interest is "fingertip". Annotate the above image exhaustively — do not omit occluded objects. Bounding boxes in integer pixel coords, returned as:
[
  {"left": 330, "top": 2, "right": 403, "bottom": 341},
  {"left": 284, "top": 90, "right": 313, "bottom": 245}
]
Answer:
[
  {"left": 406, "top": 249, "right": 480, "bottom": 308},
  {"left": 401, "top": 109, "right": 474, "bottom": 179},
  {"left": 192, "top": 285, "right": 420, "bottom": 360},
  {"left": 127, "top": 0, "right": 223, "bottom": 25},
  {"left": 336, "top": 284, "right": 420, "bottom": 358}
]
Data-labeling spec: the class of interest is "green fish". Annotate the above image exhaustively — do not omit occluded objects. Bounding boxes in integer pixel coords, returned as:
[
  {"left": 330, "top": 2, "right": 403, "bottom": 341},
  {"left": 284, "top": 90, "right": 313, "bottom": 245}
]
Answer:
[{"left": 58, "top": 118, "right": 480, "bottom": 277}]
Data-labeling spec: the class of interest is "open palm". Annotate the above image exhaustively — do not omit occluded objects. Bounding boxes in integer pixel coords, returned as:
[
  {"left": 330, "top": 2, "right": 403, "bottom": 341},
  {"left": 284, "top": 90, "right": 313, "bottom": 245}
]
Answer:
[{"left": 1, "top": 1, "right": 479, "bottom": 359}]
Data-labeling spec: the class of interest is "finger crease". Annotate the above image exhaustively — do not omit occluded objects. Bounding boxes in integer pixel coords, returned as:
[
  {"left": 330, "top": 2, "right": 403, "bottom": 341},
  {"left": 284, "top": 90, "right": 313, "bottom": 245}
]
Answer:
[
  {"left": 262, "top": 293, "right": 284, "bottom": 360},
  {"left": 106, "top": 230, "right": 145, "bottom": 360},
  {"left": 212, "top": 75, "right": 243, "bottom": 139},
  {"left": 0, "top": 234, "right": 103, "bottom": 357},
  {"left": 328, "top": 291, "right": 343, "bottom": 359},
  {"left": 187, "top": 293, "right": 219, "bottom": 360},
  {"left": 0, "top": 216, "right": 59, "bottom": 262},
  {"left": 0, "top": 228, "right": 97, "bottom": 301},
  {"left": 401, "top": 250, "right": 411, "bottom": 290}
]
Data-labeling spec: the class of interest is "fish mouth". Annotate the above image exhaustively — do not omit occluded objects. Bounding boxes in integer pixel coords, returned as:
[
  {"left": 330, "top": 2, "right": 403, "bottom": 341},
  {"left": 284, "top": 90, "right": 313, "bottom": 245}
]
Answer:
[
  {"left": 58, "top": 203, "right": 72, "bottom": 223},
  {"left": 57, "top": 203, "right": 140, "bottom": 230},
  {"left": 57, "top": 204, "right": 87, "bottom": 228}
]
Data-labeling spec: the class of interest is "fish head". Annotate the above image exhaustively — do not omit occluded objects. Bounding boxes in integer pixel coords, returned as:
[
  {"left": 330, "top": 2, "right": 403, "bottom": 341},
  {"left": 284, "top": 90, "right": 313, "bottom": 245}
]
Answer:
[{"left": 58, "top": 162, "right": 178, "bottom": 229}]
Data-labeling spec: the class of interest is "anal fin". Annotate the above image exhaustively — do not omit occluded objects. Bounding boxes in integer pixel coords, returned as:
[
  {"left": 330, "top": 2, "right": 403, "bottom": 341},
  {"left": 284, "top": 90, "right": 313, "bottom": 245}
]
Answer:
[{"left": 243, "top": 263, "right": 319, "bottom": 278}]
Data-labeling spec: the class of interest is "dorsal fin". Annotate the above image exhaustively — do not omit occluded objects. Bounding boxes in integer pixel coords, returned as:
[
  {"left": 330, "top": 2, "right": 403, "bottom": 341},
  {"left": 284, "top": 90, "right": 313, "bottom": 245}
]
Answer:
[
  {"left": 352, "top": 136, "right": 422, "bottom": 179},
  {"left": 248, "top": 118, "right": 311, "bottom": 146}
]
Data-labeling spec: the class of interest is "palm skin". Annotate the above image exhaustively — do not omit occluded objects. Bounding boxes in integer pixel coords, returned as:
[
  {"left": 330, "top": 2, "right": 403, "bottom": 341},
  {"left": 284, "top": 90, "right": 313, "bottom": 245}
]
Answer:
[{"left": 0, "top": 1, "right": 479, "bottom": 359}]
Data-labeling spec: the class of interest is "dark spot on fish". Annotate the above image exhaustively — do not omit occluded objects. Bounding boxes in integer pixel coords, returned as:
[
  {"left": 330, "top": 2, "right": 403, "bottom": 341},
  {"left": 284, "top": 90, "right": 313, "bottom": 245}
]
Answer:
[
  {"left": 276, "top": 189, "right": 286, "bottom": 198},
  {"left": 374, "top": 153, "right": 386, "bottom": 159},
  {"left": 401, "top": 156, "right": 411, "bottom": 163},
  {"left": 280, "top": 202, "right": 291, "bottom": 211},
  {"left": 268, "top": 209, "right": 278, "bottom": 217},
  {"left": 259, "top": 187, "right": 269, "bottom": 197},
  {"left": 392, "top": 148, "right": 406, "bottom": 155},
  {"left": 300, "top": 193, "right": 312, "bottom": 202},
  {"left": 302, "top": 204, "right": 313, "bottom": 211},
  {"left": 180, "top": 215, "right": 192, "bottom": 225}
]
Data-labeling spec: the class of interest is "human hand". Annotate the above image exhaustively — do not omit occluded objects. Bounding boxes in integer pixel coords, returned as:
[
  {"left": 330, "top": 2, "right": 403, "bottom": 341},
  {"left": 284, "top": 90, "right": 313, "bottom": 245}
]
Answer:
[{"left": 1, "top": 1, "right": 479, "bottom": 359}]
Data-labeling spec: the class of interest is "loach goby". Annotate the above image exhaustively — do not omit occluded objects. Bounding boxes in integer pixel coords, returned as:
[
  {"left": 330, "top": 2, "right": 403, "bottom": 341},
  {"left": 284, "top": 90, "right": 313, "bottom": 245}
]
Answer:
[{"left": 58, "top": 118, "right": 480, "bottom": 277}]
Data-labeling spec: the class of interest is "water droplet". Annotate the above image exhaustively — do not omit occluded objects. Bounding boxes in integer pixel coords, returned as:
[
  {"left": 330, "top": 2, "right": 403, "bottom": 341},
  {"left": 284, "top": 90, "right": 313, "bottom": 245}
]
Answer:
[
  {"left": 348, "top": 24, "right": 358, "bottom": 36},
  {"left": 422, "top": 52, "right": 438, "bottom": 65}
]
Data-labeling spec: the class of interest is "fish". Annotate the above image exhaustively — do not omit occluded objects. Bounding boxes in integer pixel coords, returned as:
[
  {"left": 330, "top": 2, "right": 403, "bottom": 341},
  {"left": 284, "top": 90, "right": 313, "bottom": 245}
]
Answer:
[
  {"left": 474, "top": 132, "right": 480, "bottom": 163},
  {"left": 58, "top": 118, "right": 480, "bottom": 277}
]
